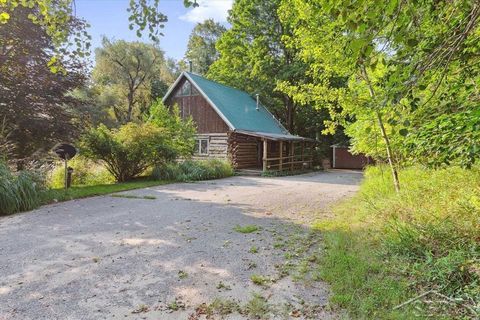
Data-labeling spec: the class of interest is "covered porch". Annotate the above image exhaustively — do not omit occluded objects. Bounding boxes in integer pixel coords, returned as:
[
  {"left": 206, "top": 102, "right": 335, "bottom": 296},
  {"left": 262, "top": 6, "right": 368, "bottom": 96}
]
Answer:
[{"left": 228, "top": 130, "right": 316, "bottom": 173}]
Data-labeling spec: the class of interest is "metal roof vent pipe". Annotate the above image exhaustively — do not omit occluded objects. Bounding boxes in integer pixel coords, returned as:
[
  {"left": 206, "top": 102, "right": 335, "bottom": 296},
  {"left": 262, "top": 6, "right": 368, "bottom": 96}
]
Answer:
[
  {"left": 255, "top": 93, "right": 260, "bottom": 111},
  {"left": 188, "top": 60, "right": 193, "bottom": 73}
]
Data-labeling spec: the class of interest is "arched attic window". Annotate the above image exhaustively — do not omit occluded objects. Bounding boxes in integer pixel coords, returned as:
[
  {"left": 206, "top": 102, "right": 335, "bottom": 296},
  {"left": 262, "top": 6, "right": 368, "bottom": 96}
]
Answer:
[{"left": 175, "top": 80, "right": 199, "bottom": 97}]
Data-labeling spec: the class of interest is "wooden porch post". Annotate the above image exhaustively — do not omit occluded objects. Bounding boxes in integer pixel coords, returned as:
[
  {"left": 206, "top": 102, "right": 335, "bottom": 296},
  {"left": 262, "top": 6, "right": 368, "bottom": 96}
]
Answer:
[
  {"left": 279, "top": 140, "right": 283, "bottom": 171},
  {"left": 290, "top": 141, "right": 294, "bottom": 171},
  {"left": 263, "top": 139, "right": 268, "bottom": 172}
]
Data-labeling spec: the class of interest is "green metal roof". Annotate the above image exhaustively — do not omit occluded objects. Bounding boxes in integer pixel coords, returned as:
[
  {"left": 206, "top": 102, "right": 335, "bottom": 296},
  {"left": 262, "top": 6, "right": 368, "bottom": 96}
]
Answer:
[{"left": 184, "top": 72, "right": 288, "bottom": 135}]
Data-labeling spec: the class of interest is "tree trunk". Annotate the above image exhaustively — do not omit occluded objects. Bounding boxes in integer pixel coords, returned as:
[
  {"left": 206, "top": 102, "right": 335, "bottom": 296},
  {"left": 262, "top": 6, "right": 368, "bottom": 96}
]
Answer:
[
  {"left": 375, "top": 110, "right": 400, "bottom": 192},
  {"left": 285, "top": 96, "right": 295, "bottom": 132},
  {"left": 360, "top": 64, "right": 400, "bottom": 193},
  {"left": 126, "top": 90, "right": 134, "bottom": 123}
]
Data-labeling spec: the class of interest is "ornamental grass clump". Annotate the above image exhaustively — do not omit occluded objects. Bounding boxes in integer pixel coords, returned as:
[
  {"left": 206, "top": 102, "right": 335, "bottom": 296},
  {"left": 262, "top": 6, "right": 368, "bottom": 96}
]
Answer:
[
  {"left": 0, "top": 161, "right": 44, "bottom": 215},
  {"left": 151, "top": 159, "right": 234, "bottom": 182}
]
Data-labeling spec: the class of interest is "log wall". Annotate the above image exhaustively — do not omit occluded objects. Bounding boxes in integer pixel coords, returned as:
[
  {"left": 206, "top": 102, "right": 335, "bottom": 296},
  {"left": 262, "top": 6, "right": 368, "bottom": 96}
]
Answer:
[
  {"left": 228, "top": 132, "right": 261, "bottom": 169},
  {"left": 193, "top": 133, "right": 229, "bottom": 160}
]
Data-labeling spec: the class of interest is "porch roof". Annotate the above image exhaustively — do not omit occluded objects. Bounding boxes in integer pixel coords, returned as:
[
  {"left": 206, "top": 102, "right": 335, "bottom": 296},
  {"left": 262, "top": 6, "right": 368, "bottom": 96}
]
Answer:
[{"left": 234, "top": 130, "right": 316, "bottom": 142}]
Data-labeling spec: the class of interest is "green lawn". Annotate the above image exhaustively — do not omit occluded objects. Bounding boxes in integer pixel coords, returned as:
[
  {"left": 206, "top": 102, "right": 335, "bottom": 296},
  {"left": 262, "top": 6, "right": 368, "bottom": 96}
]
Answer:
[{"left": 40, "top": 179, "right": 170, "bottom": 205}]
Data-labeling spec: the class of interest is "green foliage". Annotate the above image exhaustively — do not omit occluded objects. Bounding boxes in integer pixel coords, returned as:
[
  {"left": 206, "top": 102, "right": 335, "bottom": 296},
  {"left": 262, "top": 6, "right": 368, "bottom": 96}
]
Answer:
[
  {"left": 0, "top": 0, "right": 90, "bottom": 72},
  {"left": 277, "top": 0, "right": 480, "bottom": 189},
  {"left": 146, "top": 101, "right": 196, "bottom": 157},
  {"left": 48, "top": 156, "right": 115, "bottom": 188},
  {"left": 150, "top": 159, "right": 234, "bottom": 182},
  {"left": 0, "top": 5, "right": 87, "bottom": 162},
  {"left": 126, "top": 0, "right": 167, "bottom": 42},
  {"left": 1, "top": 0, "right": 172, "bottom": 69},
  {"left": 407, "top": 110, "right": 480, "bottom": 168},
  {"left": 184, "top": 19, "right": 226, "bottom": 75},
  {"left": 80, "top": 123, "right": 178, "bottom": 182},
  {"left": 151, "top": 162, "right": 182, "bottom": 181},
  {"left": 0, "top": 117, "right": 12, "bottom": 161},
  {"left": 0, "top": 161, "right": 45, "bottom": 215},
  {"left": 316, "top": 165, "right": 480, "bottom": 318}
]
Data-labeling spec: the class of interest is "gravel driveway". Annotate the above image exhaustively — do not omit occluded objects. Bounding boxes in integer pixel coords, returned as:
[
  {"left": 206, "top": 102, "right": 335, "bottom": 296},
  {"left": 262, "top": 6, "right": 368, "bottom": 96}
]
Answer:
[{"left": 0, "top": 170, "right": 362, "bottom": 320}]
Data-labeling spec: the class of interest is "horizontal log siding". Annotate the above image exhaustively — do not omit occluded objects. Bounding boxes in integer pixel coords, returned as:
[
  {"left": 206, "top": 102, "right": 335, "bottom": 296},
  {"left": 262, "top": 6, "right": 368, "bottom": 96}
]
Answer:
[
  {"left": 228, "top": 132, "right": 261, "bottom": 169},
  {"left": 193, "top": 133, "right": 228, "bottom": 160}
]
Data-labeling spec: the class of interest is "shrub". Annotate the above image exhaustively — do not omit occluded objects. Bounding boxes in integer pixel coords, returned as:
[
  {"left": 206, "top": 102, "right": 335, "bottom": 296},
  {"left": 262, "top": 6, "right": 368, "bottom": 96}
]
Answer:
[
  {"left": 151, "top": 159, "right": 234, "bottom": 182},
  {"left": 0, "top": 161, "right": 44, "bottom": 215},
  {"left": 147, "top": 101, "right": 196, "bottom": 157},
  {"left": 48, "top": 156, "right": 115, "bottom": 188},
  {"left": 80, "top": 123, "right": 178, "bottom": 182}
]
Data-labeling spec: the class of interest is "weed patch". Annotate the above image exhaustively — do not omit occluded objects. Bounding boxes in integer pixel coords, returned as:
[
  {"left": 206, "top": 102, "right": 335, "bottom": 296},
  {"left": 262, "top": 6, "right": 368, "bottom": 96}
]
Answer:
[
  {"left": 216, "top": 281, "right": 231, "bottom": 291},
  {"left": 167, "top": 297, "right": 186, "bottom": 311},
  {"left": 242, "top": 292, "right": 270, "bottom": 319},
  {"left": 250, "top": 274, "right": 271, "bottom": 286},
  {"left": 178, "top": 270, "right": 188, "bottom": 279},
  {"left": 233, "top": 224, "right": 261, "bottom": 233}
]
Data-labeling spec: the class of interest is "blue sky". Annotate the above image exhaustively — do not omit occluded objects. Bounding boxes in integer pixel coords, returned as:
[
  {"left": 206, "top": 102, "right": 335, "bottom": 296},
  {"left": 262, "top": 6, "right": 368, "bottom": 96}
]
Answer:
[{"left": 75, "top": 0, "right": 232, "bottom": 61}]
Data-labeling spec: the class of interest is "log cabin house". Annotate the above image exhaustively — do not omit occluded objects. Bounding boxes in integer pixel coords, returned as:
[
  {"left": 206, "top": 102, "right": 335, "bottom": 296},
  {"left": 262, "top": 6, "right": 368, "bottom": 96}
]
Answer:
[{"left": 162, "top": 72, "right": 315, "bottom": 172}]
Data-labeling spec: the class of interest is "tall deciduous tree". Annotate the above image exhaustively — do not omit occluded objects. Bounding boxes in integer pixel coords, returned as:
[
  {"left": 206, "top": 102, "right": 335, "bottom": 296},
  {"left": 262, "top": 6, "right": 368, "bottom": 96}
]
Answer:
[
  {"left": 279, "top": 0, "right": 480, "bottom": 191},
  {"left": 0, "top": 5, "right": 86, "bottom": 163},
  {"left": 93, "top": 38, "right": 170, "bottom": 124},
  {"left": 208, "top": 0, "right": 309, "bottom": 133},
  {"left": 184, "top": 19, "right": 226, "bottom": 75}
]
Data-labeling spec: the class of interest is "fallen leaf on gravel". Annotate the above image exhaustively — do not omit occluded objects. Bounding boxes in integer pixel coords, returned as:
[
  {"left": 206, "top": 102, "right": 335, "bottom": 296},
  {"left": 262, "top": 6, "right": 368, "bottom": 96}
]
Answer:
[{"left": 290, "top": 309, "right": 301, "bottom": 317}]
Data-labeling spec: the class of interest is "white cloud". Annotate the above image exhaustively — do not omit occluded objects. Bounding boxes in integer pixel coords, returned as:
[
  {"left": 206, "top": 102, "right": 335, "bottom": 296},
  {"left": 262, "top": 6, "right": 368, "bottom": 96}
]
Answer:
[{"left": 179, "top": 0, "right": 233, "bottom": 23}]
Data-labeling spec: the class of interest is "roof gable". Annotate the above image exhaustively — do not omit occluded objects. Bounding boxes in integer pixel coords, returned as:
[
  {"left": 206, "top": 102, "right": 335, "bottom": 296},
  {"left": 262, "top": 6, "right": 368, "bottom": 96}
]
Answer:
[{"left": 163, "top": 72, "right": 289, "bottom": 135}]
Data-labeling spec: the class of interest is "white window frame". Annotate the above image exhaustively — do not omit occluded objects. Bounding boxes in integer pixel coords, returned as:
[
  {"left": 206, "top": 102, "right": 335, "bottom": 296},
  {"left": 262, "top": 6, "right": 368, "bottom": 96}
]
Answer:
[{"left": 195, "top": 138, "right": 209, "bottom": 155}]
